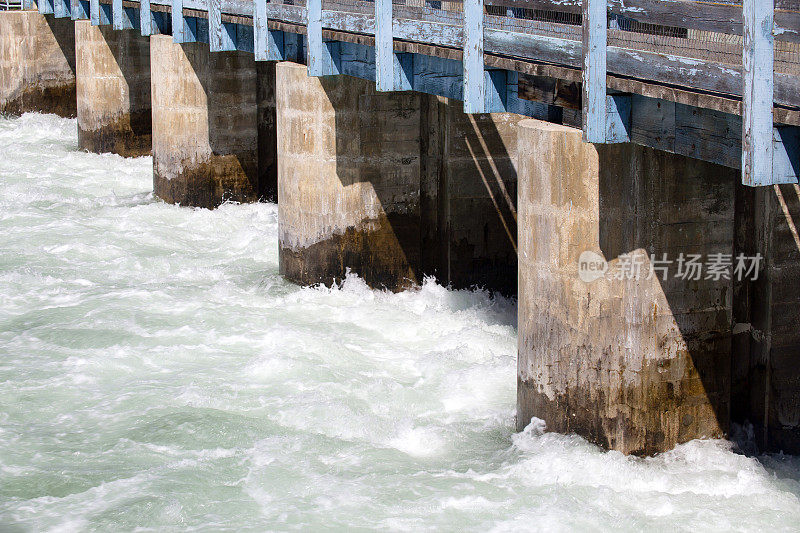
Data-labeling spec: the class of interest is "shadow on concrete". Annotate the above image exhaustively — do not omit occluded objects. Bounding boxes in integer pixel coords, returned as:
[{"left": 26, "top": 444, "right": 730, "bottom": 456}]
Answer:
[
  {"left": 593, "top": 146, "right": 799, "bottom": 455},
  {"left": 44, "top": 14, "right": 76, "bottom": 76},
  {"left": 318, "top": 76, "right": 519, "bottom": 295},
  {"left": 594, "top": 144, "right": 737, "bottom": 452},
  {"left": 732, "top": 183, "right": 800, "bottom": 454},
  {"left": 191, "top": 47, "right": 277, "bottom": 203},
  {"left": 447, "top": 111, "right": 519, "bottom": 296}
]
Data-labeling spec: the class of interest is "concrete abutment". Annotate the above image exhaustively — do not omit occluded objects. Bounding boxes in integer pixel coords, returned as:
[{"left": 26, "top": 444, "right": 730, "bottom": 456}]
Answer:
[
  {"left": 0, "top": 11, "right": 76, "bottom": 118},
  {"left": 75, "top": 21, "right": 152, "bottom": 157}
]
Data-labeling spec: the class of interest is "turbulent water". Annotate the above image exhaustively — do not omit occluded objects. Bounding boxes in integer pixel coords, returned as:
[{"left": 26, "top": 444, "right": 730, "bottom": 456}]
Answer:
[{"left": 0, "top": 114, "right": 799, "bottom": 532}]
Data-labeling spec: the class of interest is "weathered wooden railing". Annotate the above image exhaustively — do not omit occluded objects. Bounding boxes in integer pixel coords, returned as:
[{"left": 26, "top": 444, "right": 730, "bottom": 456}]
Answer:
[
  {"left": 0, "top": 0, "right": 23, "bottom": 10},
  {"left": 23, "top": 0, "right": 800, "bottom": 186}
]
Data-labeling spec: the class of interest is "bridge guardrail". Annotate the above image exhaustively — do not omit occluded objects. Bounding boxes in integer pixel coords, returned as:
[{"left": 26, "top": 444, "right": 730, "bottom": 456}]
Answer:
[{"left": 36, "top": 0, "right": 800, "bottom": 185}]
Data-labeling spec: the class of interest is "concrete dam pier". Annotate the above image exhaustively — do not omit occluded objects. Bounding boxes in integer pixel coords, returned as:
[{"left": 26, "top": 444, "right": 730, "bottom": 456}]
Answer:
[
  {"left": 1, "top": 0, "right": 798, "bottom": 456},
  {"left": 0, "top": 10, "right": 75, "bottom": 117},
  {"left": 277, "top": 61, "right": 522, "bottom": 292},
  {"left": 75, "top": 20, "right": 152, "bottom": 156},
  {"left": 151, "top": 35, "right": 276, "bottom": 205}
]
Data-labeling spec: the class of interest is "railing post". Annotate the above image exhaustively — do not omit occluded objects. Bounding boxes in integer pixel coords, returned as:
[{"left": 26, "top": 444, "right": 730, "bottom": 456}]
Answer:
[
  {"left": 255, "top": 1, "right": 284, "bottom": 61},
  {"left": 255, "top": 0, "right": 268, "bottom": 59},
  {"left": 307, "top": 0, "right": 322, "bottom": 73},
  {"left": 140, "top": 0, "right": 151, "bottom": 34},
  {"left": 210, "top": 0, "right": 227, "bottom": 51},
  {"left": 582, "top": 0, "right": 606, "bottom": 142},
  {"left": 742, "top": 0, "right": 775, "bottom": 186},
  {"left": 54, "top": 0, "right": 69, "bottom": 17},
  {"left": 582, "top": 0, "right": 629, "bottom": 144},
  {"left": 112, "top": 0, "right": 122, "bottom": 27},
  {"left": 307, "top": 0, "right": 323, "bottom": 74},
  {"left": 463, "top": 0, "right": 484, "bottom": 113},
  {"left": 255, "top": 0, "right": 268, "bottom": 57},
  {"left": 375, "top": 0, "right": 392, "bottom": 90},
  {"left": 71, "top": 0, "right": 89, "bottom": 19},
  {"left": 307, "top": 0, "right": 339, "bottom": 76},
  {"left": 112, "top": 0, "right": 136, "bottom": 30},
  {"left": 172, "top": 0, "right": 186, "bottom": 42},
  {"left": 375, "top": 0, "right": 411, "bottom": 91},
  {"left": 89, "top": 0, "right": 99, "bottom": 24}
]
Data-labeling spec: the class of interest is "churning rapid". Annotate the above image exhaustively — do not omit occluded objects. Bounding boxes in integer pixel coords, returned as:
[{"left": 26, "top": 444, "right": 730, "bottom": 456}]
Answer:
[{"left": 0, "top": 113, "right": 798, "bottom": 532}]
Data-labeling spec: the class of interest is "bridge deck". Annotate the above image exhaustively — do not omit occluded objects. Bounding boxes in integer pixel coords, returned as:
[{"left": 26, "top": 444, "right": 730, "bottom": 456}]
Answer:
[{"left": 28, "top": 0, "right": 800, "bottom": 185}]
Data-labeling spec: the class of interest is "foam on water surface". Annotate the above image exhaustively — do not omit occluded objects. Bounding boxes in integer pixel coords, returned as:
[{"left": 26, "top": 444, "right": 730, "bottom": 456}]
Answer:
[{"left": 0, "top": 114, "right": 798, "bottom": 532}]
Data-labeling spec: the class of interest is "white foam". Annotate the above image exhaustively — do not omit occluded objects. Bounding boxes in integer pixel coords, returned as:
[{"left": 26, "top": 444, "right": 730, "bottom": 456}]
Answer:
[{"left": 0, "top": 114, "right": 798, "bottom": 531}]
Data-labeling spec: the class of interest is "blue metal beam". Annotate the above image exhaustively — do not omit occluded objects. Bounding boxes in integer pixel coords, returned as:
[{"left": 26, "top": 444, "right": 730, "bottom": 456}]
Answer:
[
  {"left": 100, "top": 3, "right": 112, "bottom": 25},
  {"left": 583, "top": 0, "right": 609, "bottom": 142},
  {"left": 307, "top": 0, "right": 339, "bottom": 76},
  {"left": 743, "top": 0, "right": 776, "bottom": 186},
  {"left": 605, "top": 93, "right": 631, "bottom": 142},
  {"left": 71, "top": 0, "right": 89, "bottom": 20},
  {"left": 391, "top": 53, "right": 414, "bottom": 92},
  {"left": 38, "top": 0, "right": 54, "bottom": 14},
  {"left": 172, "top": 0, "right": 208, "bottom": 44},
  {"left": 113, "top": 0, "right": 138, "bottom": 30},
  {"left": 339, "top": 41, "right": 375, "bottom": 81},
  {"left": 773, "top": 127, "right": 800, "bottom": 184},
  {"left": 413, "top": 53, "right": 462, "bottom": 101},
  {"left": 506, "top": 71, "right": 559, "bottom": 120},
  {"left": 209, "top": 0, "right": 235, "bottom": 51},
  {"left": 235, "top": 24, "right": 254, "bottom": 53},
  {"left": 283, "top": 31, "right": 303, "bottom": 63},
  {"left": 484, "top": 69, "right": 507, "bottom": 113},
  {"left": 54, "top": 0, "right": 71, "bottom": 18},
  {"left": 141, "top": 7, "right": 169, "bottom": 35},
  {"left": 463, "top": 0, "right": 484, "bottom": 113}
]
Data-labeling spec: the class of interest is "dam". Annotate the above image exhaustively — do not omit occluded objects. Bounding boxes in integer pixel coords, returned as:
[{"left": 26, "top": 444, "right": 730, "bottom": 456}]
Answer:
[{"left": 0, "top": 0, "right": 798, "bottom": 463}]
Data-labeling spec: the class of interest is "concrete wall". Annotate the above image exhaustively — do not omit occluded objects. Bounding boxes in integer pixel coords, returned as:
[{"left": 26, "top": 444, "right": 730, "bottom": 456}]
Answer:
[
  {"left": 257, "top": 61, "right": 278, "bottom": 202},
  {"left": 516, "top": 119, "right": 738, "bottom": 456},
  {"left": 277, "top": 62, "right": 523, "bottom": 294},
  {"left": 75, "top": 21, "right": 151, "bottom": 157},
  {"left": 441, "top": 107, "right": 521, "bottom": 295},
  {"left": 0, "top": 11, "right": 76, "bottom": 117},
  {"left": 733, "top": 184, "right": 800, "bottom": 454},
  {"left": 150, "top": 35, "right": 276, "bottom": 208}
]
